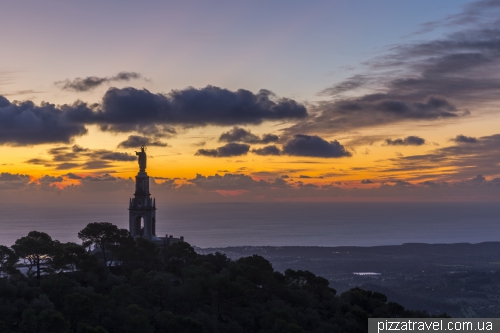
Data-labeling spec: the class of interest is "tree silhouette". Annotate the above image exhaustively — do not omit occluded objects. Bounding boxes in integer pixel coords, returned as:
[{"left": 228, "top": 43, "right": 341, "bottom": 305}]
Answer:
[
  {"left": 78, "top": 222, "right": 131, "bottom": 267},
  {"left": 0, "top": 245, "right": 19, "bottom": 277},
  {"left": 12, "top": 231, "right": 56, "bottom": 280}
]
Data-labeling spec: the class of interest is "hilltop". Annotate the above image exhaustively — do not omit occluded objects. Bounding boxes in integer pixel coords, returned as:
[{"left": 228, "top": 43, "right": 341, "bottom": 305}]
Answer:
[{"left": 0, "top": 225, "right": 446, "bottom": 333}]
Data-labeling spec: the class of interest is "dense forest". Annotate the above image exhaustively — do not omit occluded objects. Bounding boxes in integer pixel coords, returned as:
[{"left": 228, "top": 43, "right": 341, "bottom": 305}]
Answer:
[{"left": 0, "top": 223, "right": 447, "bottom": 333}]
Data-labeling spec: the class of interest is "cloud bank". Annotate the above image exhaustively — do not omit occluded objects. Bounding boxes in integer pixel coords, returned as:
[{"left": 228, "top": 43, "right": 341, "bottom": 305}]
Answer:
[
  {"left": 55, "top": 72, "right": 143, "bottom": 92},
  {"left": 4, "top": 170, "right": 500, "bottom": 203},
  {"left": 383, "top": 134, "right": 500, "bottom": 181},
  {"left": 117, "top": 135, "right": 168, "bottom": 148},
  {"left": 385, "top": 136, "right": 426, "bottom": 146},
  {"left": 199, "top": 133, "right": 351, "bottom": 158},
  {"left": 252, "top": 145, "right": 281, "bottom": 156},
  {"left": 196, "top": 143, "right": 250, "bottom": 157},
  {"left": 451, "top": 134, "right": 478, "bottom": 144},
  {"left": 282, "top": 134, "right": 351, "bottom": 158},
  {"left": 0, "top": 85, "right": 307, "bottom": 145},
  {"left": 0, "top": 96, "right": 88, "bottom": 145},
  {"left": 70, "top": 86, "right": 308, "bottom": 134},
  {"left": 218, "top": 127, "right": 279, "bottom": 144},
  {"left": 24, "top": 145, "right": 136, "bottom": 170}
]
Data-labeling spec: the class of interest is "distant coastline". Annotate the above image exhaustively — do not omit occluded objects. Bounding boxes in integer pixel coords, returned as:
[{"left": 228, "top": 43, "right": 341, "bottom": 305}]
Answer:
[{"left": 1, "top": 202, "right": 500, "bottom": 248}]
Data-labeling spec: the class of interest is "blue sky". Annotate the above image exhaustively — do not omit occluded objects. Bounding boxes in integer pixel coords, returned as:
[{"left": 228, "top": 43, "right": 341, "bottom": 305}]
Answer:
[{"left": 1, "top": 0, "right": 471, "bottom": 103}]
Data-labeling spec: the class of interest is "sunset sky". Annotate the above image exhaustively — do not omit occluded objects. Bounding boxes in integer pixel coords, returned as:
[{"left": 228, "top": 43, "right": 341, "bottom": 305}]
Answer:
[{"left": 2, "top": 0, "right": 500, "bottom": 203}]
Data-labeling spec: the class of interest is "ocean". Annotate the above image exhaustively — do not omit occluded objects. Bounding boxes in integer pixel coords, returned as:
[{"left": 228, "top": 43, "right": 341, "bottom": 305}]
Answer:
[{"left": 1, "top": 202, "right": 499, "bottom": 248}]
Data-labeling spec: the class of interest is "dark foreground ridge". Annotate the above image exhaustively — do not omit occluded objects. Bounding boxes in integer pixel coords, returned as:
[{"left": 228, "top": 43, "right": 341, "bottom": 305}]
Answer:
[
  {"left": 197, "top": 242, "right": 500, "bottom": 318},
  {"left": 0, "top": 224, "right": 445, "bottom": 333}
]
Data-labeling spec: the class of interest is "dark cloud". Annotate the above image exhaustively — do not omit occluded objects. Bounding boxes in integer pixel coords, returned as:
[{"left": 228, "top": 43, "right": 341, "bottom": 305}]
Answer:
[
  {"left": 65, "top": 174, "right": 133, "bottom": 195},
  {"left": 51, "top": 151, "right": 79, "bottom": 162},
  {"left": 188, "top": 173, "right": 286, "bottom": 191},
  {"left": 196, "top": 143, "right": 250, "bottom": 157},
  {"left": 385, "top": 136, "right": 426, "bottom": 146},
  {"left": 282, "top": 134, "right": 351, "bottom": 158},
  {"left": 38, "top": 175, "right": 63, "bottom": 183},
  {"left": 65, "top": 173, "right": 83, "bottom": 179},
  {"left": 0, "top": 96, "right": 88, "bottom": 145},
  {"left": 286, "top": 95, "right": 460, "bottom": 136},
  {"left": 383, "top": 134, "right": 500, "bottom": 181},
  {"left": 55, "top": 72, "right": 143, "bottom": 92},
  {"left": 8, "top": 168, "right": 500, "bottom": 202},
  {"left": 298, "top": 182, "right": 319, "bottom": 189},
  {"left": 392, "top": 180, "right": 414, "bottom": 187},
  {"left": 25, "top": 158, "right": 51, "bottom": 166},
  {"left": 344, "top": 135, "right": 388, "bottom": 147},
  {"left": 1, "top": 84, "right": 305, "bottom": 145},
  {"left": 82, "top": 161, "right": 115, "bottom": 170},
  {"left": 45, "top": 146, "right": 81, "bottom": 164},
  {"left": 72, "top": 144, "right": 89, "bottom": 152},
  {"left": 48, "top": 147, "right": 69, "bottom": 154},
  {"left": 251, "top": 145, "right": 281, "bottom": 156},
  {"left": 56, "top": 163, "right": 81, "bottom": 170},
  {"left": 43, "top": 145, "right": 134, "bottom": 169},
  {"left": 218, "top": 127, "right": 280, "bottom": 145},
  {"left": 219, "top": 127, "right": 260, "bottom": 143},
  {"left": 45, "top": 145, "right": 136, "bottom": 169},
  {"left": 0, "top": 172, "right": 31, "bottom": 191},
  {"left": 152, "top": 176, "right": 175, "bottom": 180},
  {"left": 287, "top": 3, "right": 500, "bottom": 136},
  {"left": 320, "top": 172, "right": 349, "bottom": 177},
  {"left": 451, "top": 134, "right": 478, "bottom": 144},
  {"left": 48, "top": 145, "right": 137, "bottom": 165},
  {"left": 57, "top": 172, "right": 500, "bottom": 201},
  {"left": 0, "top": 172, "right": 30, "bottom": 182},
  {"left": 361, "top": 179, "right": 374, "bottom": 184},
  {"left": 469, "top": 174, "right": 486, "bottom": 184},
  {"left": 195, "top": 149, "right": 216, "bottom": 157},
  {"left": 67, "top": 86, "right": 307, "bottom": 134},
  {"left": 420, "top": 181, "right": 439, "bottom": 188},
  {"left": 251, "top": 171, "right": 282, "bottom": 178},
  {"left": 117, "top": 135, "right": 168, "bottom": 148},
  {"left": 92, "top": 151, "right": 135, "bottom": 161},
  {"left": 261, "top": 133, "right": 280, "bottom": 144},
  {"left": 82, "top": 174, "right": 120, "bottom": 182}
]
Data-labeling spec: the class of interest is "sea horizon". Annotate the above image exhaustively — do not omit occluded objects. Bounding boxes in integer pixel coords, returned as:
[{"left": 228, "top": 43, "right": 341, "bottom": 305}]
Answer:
[{"left": 1, "top": 201, "right": 499, "bottom": 248}]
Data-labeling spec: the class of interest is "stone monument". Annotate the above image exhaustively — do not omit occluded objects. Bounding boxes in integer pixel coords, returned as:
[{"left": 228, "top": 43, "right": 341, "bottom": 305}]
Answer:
[
  {"left": 128, "top": 145, "right": 184, "bottom": 245},
  {"left": 128, "top": 145, "right": 157, "bottom": 240}
]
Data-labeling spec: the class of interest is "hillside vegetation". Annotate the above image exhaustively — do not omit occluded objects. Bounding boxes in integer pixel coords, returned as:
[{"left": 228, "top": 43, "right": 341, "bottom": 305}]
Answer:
[{"left": 0, "top": 223, "right": 447, "bottom": 333}]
